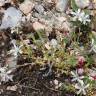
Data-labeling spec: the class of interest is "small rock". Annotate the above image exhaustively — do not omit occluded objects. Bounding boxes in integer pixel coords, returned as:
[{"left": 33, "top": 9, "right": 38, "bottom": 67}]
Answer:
[
  {"left": 54, "top": 79, "right": 59, "bottom": 85},
  {"left": 6, "top": 56, "right": 17, "bottom": 68},
  {"left": 7, "top": 85, "right": 17, "bottom": 91},
  {"left": 32, "top": 21, "right": 46, "bottom": 31},
  {"left": 0, "top": 0, "right": 10, "bottom": 6},
  {"left": 0, "top": 7, "right": 22, "bottom": 29},
  {"left": 54, "top": 79, "right": 62, "bottom": 89},
  {"left": 57, "top": 16, "right": 66, "bottom": 22},
  {"left": 19, "top": 0, "right": 34, "bottom": 14},
  {"left": 75, "top": 0, "right": 90, "bottom": 9},
  {"left": 55, "top": 16, "right": 70, "bottom": 32},
  {"left": 44, "top": 0, "right": 53, "bottom": 3},
  {"left": 0, "top": 0, "right": 5, "bottom": 6},
  {"left": 61, "top": 21, "right": 70, "bottom": 32},
  {"left": 56, "top": 0, "right": 69, "bottom": 12},
  {"left": 35, "top": 4, "right": 44, "bottom": 14}
]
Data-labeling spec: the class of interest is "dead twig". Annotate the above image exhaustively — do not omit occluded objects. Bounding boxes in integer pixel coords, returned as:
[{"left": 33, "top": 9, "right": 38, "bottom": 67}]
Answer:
[
  {"left": 17, "top": 84, "right": 40, "bottom": 91},
  {"left": 43, "top": 83, "right": 59, "bottom": 92}
]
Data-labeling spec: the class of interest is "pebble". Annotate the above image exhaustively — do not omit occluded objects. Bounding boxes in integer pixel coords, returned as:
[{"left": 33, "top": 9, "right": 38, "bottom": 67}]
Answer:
[
  {"left": 7, "top": 85, "right": 17, "bottom": 91},
  {"left": 55, "top": 16, "right": 70, "bottom": 32},
  {"left": 0, "top": 0, "right": 10, "bottom": 6},
  {"left": 20, "top": 0, "right": 34, "bottom": 14},
  {"left": 35, "top": 4, "right": 44, "bottom": 14},
  {"left": 32, "top": 21, "right": 46, "bottom": 31},
  {"left": 75, "top": 0, "right": 90, "bottom": 9},
  {"left": 6, "top": 56, "right": 17, "bottom": 68},
  {"left": 56, "top": 0, "right": 68, "bottom": 12},
  {"left": 0, "top": 7, "right": 22, "bottom": 29}
]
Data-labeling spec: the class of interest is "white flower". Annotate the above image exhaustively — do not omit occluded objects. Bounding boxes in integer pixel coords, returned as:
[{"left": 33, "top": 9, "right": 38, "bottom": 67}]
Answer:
[
  {"left": 71, "top": 9, "right": 90, "bottom": 24},
  {"left": 9, "top": 40, "right": 23, "bottom": 58},
  {"left": 0, "top": 67, "right": 13, "bottom": 82},
  {"left": 90, "top": 38, "right": 96, "bottom": 53},
  {"left": 71, "top": 70, "right": 84, "bottom": 83},
  {"left": 0, "top": 7, "right": 22, "bottom": 29},
  {"left": 80, "top": 13, "right": 90, "bottom": 24},
  {"left": 50, "top": 39, "right": 58, "bottom": 48},
  {"left": 71, "top": 9, "right": 81, "bottom": 21},
  {"left": 75, "top": 82, "right": 89, "bottom": 95}
]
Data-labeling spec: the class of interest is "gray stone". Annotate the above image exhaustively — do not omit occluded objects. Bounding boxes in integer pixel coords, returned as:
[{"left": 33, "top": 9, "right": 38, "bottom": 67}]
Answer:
[
  {"left": 56, "top": 0, "right": 69, "bottom": 12},
  {"left": 35, "top": 4, "right": 44, "bottom": 14}
]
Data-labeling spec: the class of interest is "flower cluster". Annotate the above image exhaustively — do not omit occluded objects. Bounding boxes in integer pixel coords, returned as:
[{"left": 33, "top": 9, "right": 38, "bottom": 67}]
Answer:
[
  {"left": 71, "top": 9, "right": 90, "bottom": 24},
  {"left": 71, "top": 70, "right": 89, "bottom": 95},
  {"left": 75, "top": 81, "right": 89, "bottom": 95},
  {"left": 0, "top": 0, "right": 96, "bottom": 95},
  {"left": 0, "top": 67, "right": 13, "bottom": 83},
  {"left": 9, "top": 40, "right": 23, "bottom": 58}
]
